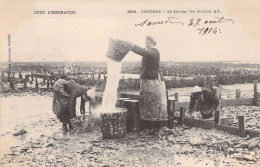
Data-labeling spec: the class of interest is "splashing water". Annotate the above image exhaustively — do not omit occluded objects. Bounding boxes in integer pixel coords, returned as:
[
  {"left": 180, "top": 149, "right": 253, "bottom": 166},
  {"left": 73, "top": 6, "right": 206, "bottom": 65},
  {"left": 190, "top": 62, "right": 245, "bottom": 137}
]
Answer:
[{"left": 101, "top": 59, "right": 122, "bottom": 113}]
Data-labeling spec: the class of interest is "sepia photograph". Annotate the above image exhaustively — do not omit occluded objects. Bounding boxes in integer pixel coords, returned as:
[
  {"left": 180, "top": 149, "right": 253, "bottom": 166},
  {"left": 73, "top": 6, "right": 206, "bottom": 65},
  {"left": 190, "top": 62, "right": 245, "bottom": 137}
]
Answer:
[{"left": 0, "top": 0, "right": 260, "bottom": 166}]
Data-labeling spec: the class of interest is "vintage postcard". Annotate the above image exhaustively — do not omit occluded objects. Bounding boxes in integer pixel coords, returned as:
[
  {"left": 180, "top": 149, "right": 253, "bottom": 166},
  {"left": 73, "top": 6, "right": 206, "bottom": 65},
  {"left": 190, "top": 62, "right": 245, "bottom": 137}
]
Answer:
[{"left": 1, "top": 0, "right": 260, "bottom": 166}]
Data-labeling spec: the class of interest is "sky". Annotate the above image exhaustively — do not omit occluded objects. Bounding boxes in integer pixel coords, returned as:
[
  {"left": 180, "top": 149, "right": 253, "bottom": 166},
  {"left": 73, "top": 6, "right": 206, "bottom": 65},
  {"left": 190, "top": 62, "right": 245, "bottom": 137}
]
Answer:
[{"left": 0, "top": 0, "right": 260, "bottom": 62}]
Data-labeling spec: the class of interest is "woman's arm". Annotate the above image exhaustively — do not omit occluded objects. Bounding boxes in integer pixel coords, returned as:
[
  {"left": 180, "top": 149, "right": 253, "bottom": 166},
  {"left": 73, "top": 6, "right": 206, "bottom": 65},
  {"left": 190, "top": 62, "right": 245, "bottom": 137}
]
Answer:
[
  {"left": 125, "top": 41, "right": 159, "bottom": 59},
  {"left": 80, "top": 98, "right": 85, "bottom": 115},
  {"left": 131, "top": 45, "right": 159, "bottom": 59},
  {"left": 69, "top": 94, "right": 77, "bottom": 118}
]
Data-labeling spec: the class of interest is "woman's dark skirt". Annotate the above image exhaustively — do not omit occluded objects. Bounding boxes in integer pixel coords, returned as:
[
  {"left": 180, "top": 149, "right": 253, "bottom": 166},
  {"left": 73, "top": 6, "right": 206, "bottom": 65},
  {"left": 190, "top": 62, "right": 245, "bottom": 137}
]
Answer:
[{"left": 52, "top": 93, "right": 70, "bottom": 124}]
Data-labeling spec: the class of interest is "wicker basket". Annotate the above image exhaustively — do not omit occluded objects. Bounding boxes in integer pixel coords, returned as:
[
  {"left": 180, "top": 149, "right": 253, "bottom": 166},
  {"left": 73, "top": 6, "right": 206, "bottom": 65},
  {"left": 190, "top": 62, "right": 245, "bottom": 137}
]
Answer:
[
  {"left": 101, "top": 108, "right": 127, "bottom": 139},
  {"left": 106, "top": 39, "right": 130, "bottom": 62},
  {"left": 70, "top": 116, "right": 93, "bottom": 134}
]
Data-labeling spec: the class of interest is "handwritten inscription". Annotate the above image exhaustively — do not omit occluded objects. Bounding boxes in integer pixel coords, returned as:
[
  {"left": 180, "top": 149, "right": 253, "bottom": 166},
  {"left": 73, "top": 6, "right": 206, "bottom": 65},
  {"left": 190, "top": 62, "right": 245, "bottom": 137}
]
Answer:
[
  {"left": 135, "top": 17, "right": 184, "bottom": 26},
  {"left": 135, "top": 17, "right": 234, "bottom": 35}
]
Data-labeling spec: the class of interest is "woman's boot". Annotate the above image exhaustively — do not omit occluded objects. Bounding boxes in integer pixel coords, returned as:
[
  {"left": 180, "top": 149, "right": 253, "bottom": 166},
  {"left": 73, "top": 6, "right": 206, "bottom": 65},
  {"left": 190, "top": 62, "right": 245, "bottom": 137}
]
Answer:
[
  {"left": 62, "top": 123, "right": 68, "bottom": 131},
  {"left": 68, "top": 121, "right": 73, "bottom": 130}
]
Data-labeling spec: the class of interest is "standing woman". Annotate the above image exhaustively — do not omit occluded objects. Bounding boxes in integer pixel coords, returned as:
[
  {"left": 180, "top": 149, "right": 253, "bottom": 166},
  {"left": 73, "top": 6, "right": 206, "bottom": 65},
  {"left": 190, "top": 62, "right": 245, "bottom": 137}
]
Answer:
[{"left": 127, "top": 36, "right": 168, "bottom": 129}]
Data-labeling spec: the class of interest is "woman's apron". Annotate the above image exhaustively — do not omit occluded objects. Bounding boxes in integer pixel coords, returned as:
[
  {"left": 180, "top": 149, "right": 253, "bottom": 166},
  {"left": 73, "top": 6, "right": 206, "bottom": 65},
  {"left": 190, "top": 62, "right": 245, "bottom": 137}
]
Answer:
[
  {"left": 139, "top": 73, "right": 168, "bottom": 121},
  {"left": 52, "top": 92, "right": 70, "bottom": 123}
]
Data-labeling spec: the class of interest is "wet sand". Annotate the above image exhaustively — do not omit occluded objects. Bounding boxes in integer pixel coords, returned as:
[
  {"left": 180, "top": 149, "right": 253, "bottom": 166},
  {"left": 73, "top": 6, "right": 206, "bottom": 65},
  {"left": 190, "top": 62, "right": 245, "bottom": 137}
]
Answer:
[{"left": 1, "top": 92, "right": 259, "bottom": 166}]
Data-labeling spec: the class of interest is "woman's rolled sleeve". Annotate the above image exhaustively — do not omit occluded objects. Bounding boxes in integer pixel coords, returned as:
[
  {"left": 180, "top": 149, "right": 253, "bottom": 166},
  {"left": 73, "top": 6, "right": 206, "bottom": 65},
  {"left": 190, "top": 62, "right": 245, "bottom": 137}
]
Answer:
[{"left": 132, "top": 45, "right": 158, "bottom": 59}]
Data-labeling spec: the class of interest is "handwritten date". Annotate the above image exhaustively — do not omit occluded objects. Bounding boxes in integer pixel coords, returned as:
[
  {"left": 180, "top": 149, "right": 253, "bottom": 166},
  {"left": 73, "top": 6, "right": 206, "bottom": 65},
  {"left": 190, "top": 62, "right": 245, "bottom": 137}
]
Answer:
[{"left": 135, "top": 17, "right": 234, "bottom": 35}]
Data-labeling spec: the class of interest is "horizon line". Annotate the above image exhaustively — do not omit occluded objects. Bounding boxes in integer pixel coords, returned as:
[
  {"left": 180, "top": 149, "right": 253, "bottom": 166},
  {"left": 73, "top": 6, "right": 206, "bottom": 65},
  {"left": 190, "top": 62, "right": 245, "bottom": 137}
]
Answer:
[{"left": 1, "top": 60, "right": 259, "bottom": 63}]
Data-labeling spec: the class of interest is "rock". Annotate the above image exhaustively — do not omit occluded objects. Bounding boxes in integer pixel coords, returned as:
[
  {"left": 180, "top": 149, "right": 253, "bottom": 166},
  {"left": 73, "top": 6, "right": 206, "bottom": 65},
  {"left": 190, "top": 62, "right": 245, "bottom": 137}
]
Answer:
[
  {"left": 158, "top": 129, "right": 166, "bottom": 137},
  {"left": 127, "top": 136, "right": 136, "bottom": 140},
  {"left": 238, "top": 142, "right": 248, "bottom": 149},
  {"left": 142, "top": 129, "right": 150, "bottom": 135},
  {"left": 147, "top": 129, "right": 157, "bottom": 135},
  {"left": 139, "top": 129, "right": 150, "bottom": 136},
  {"left": 248, "top": 138, "right": 260, "bottom": 149},
  {"left": 92, "top": 142, "right": 100, "bottom": 147},
  {"left": 189, "top": 137, "right": 206, "bottom": 146},
  {"left": 80, "top": 150, "right": 87, "bottom": 155},
  {"left": 45, "top": 143, "right": 54, "bottom": 147},
  {"left": 182, "top": 125, "right": 191, "bottom": 130},
  {"left": 13, "top": 129, "right": 27, "bottom": 136},
  {"left": 79, "top": 141, "right": 86, "bottom": 144},
  {"left": 241, "top": 154, "right": 257, "bottom": 162},
  {"left": 167, "top": 135, "right": 175, "bottom": 143},
  {"left": 227, "top": 148, "right": 236, "bottom": 154},
  {"left": 158, "top": 127, "right": 175, "bottom": 137},
  {"left": 20, "top": 148, "right": 29, "bottom": 152}
]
